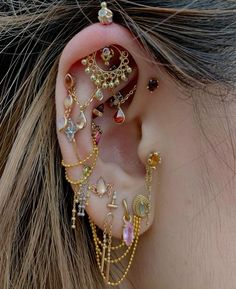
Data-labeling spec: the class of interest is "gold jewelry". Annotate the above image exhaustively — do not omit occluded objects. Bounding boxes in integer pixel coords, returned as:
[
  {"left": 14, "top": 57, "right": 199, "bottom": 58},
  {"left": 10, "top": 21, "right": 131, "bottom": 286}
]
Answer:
[
  {"left": 81, "top": 45, "right": 132, "bottom": 100},
  {"left": 122, "top": 200, "right": 134, "bottom": 246},
  {"left": 92, "top": 122, "right": 103, "bottom": 145},
  {"left": 101, "top": 47, "right": 114, "bottom": 66},
  {"left": 107, "top": 191, "right": 118, "bottom": 209},
  {"left": 92, "top": 104, "right": 104, "bottom": 118},
  {"left": 111, "top": 84, "right": 137, "bottom": 124},
  {"left": 133, "top": 152, "right": 161, "bottom": 223},
  {"left": 89, "top": 177, "right": 113, "bottom": 198},
  {"left": 89, "top": 214, "right": 141, "bottom": 286},
  {"left": 98, "top": 2, "right": 113, "bottom": 25}
]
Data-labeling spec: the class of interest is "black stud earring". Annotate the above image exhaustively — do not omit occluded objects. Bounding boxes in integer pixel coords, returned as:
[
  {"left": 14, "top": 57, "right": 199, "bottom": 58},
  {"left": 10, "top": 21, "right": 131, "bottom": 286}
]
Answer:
[{"left": 147, "top": 78, "right": 159, "bottom": 92}]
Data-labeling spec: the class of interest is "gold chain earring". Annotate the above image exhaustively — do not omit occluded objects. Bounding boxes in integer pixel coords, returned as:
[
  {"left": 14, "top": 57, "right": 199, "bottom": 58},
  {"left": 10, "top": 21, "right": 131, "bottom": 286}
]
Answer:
[
  {"left": 110, "top": 84, "right": 137, "bottom": 124},
  {"left": 133, "top": 152, "right": 161, "bottom": 224}
]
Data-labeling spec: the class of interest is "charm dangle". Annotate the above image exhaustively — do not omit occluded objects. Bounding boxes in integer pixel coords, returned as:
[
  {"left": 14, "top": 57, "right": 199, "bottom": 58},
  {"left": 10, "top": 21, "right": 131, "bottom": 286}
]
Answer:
[
  {"left": 113, "top": 106, "right": 125, "bottom": 124},
  {"left": 98, "top": 2, "right": 113, "bottom": 25},
  {"left": 122, "top": 200, "right": 134, "bottom": 247},
  {"left": 92, "top": 122, "right": 103, "bottom": 145},
  {"left": 132, "top": 194, "right": 150, "bottom": 219},
  {"left": 77, "top": 110, "right": 87, "bottom": 130},
  {"left": 107, "top": 191, "right": 118, "bottom": 209},
  {"left": 64, "top": 118, "right": 79, "bottom": 142}
]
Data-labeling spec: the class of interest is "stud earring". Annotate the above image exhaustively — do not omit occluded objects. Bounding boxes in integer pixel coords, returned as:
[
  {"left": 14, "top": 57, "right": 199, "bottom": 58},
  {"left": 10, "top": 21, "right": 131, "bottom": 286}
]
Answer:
[
  {"left": 110, "top": 84, "right": 137, "bottom": 124},
  {"left": 147, "top": 78, "right": 159, "bottom": 92},
  {"left": 98, "top": 2, "right": 113, "bottom": 25},
  {"left": 81, "top": 45, "right": 133, "bottom": 101}
]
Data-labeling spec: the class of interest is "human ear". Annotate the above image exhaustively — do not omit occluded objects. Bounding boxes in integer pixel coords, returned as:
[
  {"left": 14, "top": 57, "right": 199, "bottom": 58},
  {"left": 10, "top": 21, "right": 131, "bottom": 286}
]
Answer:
[{"left": 55, "top": 22, "right": 161, "bottom": 239}]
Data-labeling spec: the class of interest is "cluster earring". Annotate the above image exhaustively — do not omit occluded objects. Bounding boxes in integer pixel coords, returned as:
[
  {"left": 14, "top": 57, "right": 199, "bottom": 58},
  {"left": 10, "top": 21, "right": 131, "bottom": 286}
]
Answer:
[{"left": 81, "top": 45, "right": 133, "bottom": 101}]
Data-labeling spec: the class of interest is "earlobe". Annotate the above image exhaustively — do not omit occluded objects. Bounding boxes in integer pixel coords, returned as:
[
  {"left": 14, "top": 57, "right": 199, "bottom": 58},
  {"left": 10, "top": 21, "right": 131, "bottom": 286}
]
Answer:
[{"left": 55, "top": 15, "right": 162, "bottom": 285}]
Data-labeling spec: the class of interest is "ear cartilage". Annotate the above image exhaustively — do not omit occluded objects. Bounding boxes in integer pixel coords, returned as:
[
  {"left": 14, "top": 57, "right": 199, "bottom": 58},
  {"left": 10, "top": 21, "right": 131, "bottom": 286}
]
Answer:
[
  {"left": 147, "top": 78, "right": 159, "bottom": 92},
  {"left": 98, "top": 2, "right": 113, "bottom": 25}
]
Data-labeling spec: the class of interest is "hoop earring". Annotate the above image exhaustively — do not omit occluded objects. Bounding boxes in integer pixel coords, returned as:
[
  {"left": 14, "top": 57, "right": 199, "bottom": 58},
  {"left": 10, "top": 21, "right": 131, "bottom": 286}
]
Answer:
[{"left": 81, "top": 45, "right": 133, "bottom": 100}]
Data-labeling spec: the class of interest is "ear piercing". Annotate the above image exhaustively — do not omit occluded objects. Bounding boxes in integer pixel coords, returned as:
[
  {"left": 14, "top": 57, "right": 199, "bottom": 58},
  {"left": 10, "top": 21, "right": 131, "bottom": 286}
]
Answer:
[
  {"left": 133, "top": 151, "right": 161, "bottom": 224},
  {"left": 101, "top": 47, "right": 114, "bottom": 66},
  {"left": 110, "top": 84, "right": 137, "bottom": 124},
  {"left": 98, "top": 2, "right": 113, "bottom": 25},
  {"left": 122, "top": 200, "right": 134, "bottom": 246},
  {"left": 81, "top": 45, "right": 132, "bottom": 101},
  {"left": 147, "top": 78, "right": 159, "bottom": 92}
]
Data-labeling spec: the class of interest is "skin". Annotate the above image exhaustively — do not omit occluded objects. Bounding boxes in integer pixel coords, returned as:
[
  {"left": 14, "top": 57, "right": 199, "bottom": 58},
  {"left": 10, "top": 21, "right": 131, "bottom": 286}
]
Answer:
[{"left": 56, "top": 23, "right": 236, "bottom": 289}]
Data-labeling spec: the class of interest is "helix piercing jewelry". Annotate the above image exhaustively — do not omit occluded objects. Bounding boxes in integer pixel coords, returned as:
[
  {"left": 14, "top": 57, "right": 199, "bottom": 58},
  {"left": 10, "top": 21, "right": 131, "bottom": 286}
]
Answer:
[
  {"left": 98, "top": 2, "right": 113, "bottom": 25},
  {"left": 59, "top": 73, "right": 100, "bottom": 141},
  {"left": 147, "top": 78, "right": 159, "bottom": 92},
  {"left": 110, "top": 84, "right": 137, "bottom": 124},
  {"left": 81, "top": 45, "right": 132, "bottom": 101}
]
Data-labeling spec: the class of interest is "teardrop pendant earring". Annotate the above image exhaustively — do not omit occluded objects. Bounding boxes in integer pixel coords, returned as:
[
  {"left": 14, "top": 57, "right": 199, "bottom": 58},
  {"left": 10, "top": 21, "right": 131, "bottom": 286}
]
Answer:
[{"left": 110, "top": 85, "right": 137, "bottom": 124}]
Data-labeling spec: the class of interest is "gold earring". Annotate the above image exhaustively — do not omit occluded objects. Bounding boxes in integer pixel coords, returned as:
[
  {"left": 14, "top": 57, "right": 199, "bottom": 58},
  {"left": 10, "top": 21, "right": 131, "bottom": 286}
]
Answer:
[
  {"left": 122, "top": 199, "right": 134, "bottom": 246},
  {"left": 81, "top": 45, "right": 132, "bottom": 100},
  {"left": 98, "top": 2, "right": 113, "bottom": 25},
  {"left": 101, "top": 47, "right": 114, "bottom": 66},
  {"left": 110, "top": 84, "right": 137, "bottom": 124},
  {"left": 89, "top": 177, "right": 113, "bottom": 198},
  {"left": 133, "top": 151, "right": 161, "bottom": 224}
]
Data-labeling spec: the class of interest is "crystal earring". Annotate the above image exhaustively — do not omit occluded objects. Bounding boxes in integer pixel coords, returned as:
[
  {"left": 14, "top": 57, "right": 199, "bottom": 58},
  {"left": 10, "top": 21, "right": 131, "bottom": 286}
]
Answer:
[
  {"left": 110, "top": 84, "right": 137, "bottom": 124},
  {"left": 98, "top": 2, "right": 113, "bottom": 25}
]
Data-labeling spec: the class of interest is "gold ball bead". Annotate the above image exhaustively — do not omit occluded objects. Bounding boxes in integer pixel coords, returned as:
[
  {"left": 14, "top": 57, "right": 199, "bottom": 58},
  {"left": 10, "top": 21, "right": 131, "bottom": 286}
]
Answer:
[
  {"left": 127, "top": 67, "right": 132, "bottom": 74},
  {"left": 102, "top": 82, "right": 108, "bottom": 89},
  {"left": 81, "top": 59, "right": 87, "bottom": 65},
  {"left": 109, "top": 81, "right": 114, "bottom": 88},
  {"left": 114, "top": 79, "right": 120, "bottom": 86},
  {"left": 95, "top": 79, "right": 101, "bottom": 86},
  {"left": 101, "top": 2, "right": 107, "bottom": 8},
  {"left": 85, "top": 67, "right": 91, "bottom": 74},
  {"left": 90, "top": 75, "right": 96, "bottom": 81},
  {"left": 121, "top": 74, "right": 127, "bottom": 81}
]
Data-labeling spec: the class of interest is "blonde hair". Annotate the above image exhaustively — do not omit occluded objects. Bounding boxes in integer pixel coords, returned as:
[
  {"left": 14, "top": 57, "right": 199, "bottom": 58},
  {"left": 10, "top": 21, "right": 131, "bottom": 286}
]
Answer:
[{"left": 0, "top": 1, "right": 235, "bottom": 288}]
